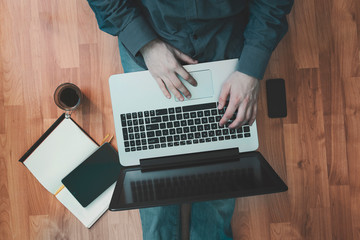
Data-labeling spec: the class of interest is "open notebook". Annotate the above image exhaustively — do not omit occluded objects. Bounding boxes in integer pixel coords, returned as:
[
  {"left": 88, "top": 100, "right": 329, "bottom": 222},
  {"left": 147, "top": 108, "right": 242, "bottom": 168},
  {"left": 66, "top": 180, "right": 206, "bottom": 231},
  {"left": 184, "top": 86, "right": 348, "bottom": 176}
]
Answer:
[{"left": 19, "top": 114, "right": 116, "bottom": 228}]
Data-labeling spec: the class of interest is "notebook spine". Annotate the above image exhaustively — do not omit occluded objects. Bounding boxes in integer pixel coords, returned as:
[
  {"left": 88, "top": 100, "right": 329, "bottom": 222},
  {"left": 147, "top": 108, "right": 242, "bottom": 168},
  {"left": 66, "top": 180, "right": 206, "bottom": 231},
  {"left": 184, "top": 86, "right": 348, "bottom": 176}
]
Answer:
[{"left": 19, "top": 114, "right": 66, "bottom": 163}]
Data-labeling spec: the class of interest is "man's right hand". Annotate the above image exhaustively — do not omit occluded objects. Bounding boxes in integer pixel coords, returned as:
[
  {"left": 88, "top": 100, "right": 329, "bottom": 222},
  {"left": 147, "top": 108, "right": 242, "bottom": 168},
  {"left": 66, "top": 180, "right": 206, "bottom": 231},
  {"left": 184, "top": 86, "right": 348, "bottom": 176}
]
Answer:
[{"left": 140, "top": 39, "right": 198, "bottom": 101}]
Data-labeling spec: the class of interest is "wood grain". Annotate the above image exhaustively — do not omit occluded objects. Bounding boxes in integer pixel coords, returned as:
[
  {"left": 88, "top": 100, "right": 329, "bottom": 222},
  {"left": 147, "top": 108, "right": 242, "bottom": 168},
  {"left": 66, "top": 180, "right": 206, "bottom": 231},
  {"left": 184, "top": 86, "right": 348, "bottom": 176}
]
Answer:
[{"left": 1, "top": 0, "right": 360, "bottom": 239}]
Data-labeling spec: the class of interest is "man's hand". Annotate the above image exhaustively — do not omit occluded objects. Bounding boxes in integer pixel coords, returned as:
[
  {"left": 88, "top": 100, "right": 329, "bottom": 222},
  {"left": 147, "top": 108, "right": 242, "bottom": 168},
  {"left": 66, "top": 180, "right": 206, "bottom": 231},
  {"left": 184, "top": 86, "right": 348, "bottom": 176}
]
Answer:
[
  {"left": 218, "top": 72, "right": 259, "bottom": 128},
  {"left": 140, "top": 39, "right": 198, "bottom": 101}
]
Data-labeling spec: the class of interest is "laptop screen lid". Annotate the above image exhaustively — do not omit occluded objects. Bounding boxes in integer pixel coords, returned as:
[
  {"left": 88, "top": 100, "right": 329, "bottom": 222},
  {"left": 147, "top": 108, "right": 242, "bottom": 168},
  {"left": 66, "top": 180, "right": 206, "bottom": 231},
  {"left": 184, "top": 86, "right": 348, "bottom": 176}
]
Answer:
[
  {"left": 109, "top": 59, "right": 259, "bottom": 166},
  {"left": 109, "top": 150, "right": 288, "bottom": 211}
]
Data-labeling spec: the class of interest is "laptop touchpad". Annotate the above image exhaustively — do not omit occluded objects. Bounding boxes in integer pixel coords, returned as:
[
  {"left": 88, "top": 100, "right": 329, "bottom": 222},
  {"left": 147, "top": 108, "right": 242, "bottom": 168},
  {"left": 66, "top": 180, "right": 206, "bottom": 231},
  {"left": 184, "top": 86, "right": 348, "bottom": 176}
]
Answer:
[{"left": 175, "top": 70, "right": 213, "bottom": 101}]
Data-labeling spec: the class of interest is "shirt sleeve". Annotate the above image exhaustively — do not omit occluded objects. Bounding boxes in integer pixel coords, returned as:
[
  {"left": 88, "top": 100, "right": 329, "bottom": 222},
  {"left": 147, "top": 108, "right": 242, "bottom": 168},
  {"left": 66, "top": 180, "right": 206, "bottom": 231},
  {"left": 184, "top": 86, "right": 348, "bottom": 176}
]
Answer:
[
  {"left": 87, "top": 0, "right": 158, "bottom": 56},
  {"left": 236, "top": 0, "right": 294, "bottom": 80}
]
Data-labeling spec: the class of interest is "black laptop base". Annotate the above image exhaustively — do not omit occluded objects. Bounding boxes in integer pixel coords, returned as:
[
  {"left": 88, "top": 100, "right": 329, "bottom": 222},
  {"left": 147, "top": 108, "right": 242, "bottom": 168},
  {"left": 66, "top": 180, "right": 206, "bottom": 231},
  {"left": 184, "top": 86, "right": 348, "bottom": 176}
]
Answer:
[{"left": 109, "top": 150, "right": 287, "bottom": 211}]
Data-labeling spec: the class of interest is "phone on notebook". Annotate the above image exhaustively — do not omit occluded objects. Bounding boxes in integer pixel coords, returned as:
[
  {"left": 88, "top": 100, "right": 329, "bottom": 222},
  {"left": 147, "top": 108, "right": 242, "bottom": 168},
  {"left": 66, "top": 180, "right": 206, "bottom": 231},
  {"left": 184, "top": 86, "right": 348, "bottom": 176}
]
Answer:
[{"left": 62, "top": 143, "right": 121, "bottom": 207}]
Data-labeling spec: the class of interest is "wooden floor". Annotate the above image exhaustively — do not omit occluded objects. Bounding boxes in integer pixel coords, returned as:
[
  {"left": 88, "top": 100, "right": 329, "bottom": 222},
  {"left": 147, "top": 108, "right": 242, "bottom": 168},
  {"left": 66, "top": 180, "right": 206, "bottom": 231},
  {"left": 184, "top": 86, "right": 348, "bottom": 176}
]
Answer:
[{"left": 1, "top": 0, "right": 359, "bottom": 239}]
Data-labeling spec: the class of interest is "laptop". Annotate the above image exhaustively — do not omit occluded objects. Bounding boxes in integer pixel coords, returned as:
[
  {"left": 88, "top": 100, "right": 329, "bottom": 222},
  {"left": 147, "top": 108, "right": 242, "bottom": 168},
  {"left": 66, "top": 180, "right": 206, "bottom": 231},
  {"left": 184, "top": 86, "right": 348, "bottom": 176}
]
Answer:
[{"left": 108, "top": 59, "right": 287, "bottom": 210}]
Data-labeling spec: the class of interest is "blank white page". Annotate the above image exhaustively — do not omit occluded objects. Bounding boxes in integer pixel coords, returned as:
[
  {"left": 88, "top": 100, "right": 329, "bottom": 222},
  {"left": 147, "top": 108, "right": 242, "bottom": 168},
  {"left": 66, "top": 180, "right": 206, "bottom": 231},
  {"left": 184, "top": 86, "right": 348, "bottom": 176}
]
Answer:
[
  {"left": 24, "top": 118, "right": 98, "bottom": 194},
  {"left": 56, "top": 183, "right": 116, "bottom": 228}
]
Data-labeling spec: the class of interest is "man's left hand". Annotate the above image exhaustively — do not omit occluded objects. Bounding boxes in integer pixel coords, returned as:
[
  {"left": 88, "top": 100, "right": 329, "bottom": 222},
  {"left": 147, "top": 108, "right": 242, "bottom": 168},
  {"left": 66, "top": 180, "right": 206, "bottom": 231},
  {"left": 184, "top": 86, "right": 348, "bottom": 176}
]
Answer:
[{"left": 218, "top": 71, "right": 259, "bottom": 129}]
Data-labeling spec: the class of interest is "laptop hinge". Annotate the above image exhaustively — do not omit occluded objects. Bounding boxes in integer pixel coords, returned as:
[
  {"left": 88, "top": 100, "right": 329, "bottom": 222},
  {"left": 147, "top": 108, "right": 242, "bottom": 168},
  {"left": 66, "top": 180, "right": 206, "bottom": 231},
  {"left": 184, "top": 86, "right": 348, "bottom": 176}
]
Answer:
[{"left": 139, "top": 148, "right": 239, "bottom": 172}]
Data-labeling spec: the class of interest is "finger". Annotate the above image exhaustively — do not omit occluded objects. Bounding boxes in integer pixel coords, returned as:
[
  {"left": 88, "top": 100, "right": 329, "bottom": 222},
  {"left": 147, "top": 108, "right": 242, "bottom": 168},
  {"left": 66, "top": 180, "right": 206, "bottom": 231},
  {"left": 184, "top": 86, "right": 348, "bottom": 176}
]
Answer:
[
  {"left": 169, "top": 73, "right": 191, "bottom": 99},
  {"left": 229, "top": 98, "right": 249, "bottom": 129},
  {"left": 218, "top": 83, "right": 230, "bottom": 110},
  {"left": 219, "top": 98, "right": 239, "bottom": 127},
  {"left": 154, "top": 77, "right": 171, "bottom": 99},
  {"left": 174, "top": 50, "right": 198, "bottom": 64},
  {"left": 163, "top": 76, "right": 184, "bottom": 101},
  {"left": 176, "top": 66, "right": 197, "bottom": 86},
  {"left": 249, "top": 103, "right": 258, "bottom": 126}
]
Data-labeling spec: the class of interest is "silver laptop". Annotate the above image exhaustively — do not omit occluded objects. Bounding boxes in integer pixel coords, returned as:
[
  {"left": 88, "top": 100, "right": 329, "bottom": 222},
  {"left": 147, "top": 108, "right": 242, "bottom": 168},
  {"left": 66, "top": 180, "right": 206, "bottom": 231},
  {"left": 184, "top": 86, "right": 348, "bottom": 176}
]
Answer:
[{"left": 109, "top": 59, "right": 259, "bottom": 166}]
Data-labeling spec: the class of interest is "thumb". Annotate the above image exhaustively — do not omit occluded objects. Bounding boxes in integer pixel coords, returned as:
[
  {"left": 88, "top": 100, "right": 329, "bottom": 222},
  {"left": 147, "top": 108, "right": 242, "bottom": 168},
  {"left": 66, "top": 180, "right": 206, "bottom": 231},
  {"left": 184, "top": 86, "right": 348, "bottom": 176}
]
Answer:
[
  {"left": 174, "top": 50, "right": 198, "bottom": 64},
  {"left": 218, "top": 83, "right": 230, "bottom": 109}
]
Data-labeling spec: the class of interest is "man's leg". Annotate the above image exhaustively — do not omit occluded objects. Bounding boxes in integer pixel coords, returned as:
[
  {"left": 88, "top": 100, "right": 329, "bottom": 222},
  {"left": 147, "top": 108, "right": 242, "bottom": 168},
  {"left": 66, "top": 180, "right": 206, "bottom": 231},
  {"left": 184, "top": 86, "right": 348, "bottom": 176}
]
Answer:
[
  {"left": 190, "top": 198, "right": 235, "bottom": 240},
  {"left": 118, "top": 40, "right": 181, "bottom": 240}
]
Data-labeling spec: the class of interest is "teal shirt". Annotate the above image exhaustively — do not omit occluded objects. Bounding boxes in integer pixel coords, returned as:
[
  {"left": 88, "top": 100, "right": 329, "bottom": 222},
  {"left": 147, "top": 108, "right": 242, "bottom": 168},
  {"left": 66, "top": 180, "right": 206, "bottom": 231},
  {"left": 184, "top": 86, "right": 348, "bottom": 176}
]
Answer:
[{"left": 87, "top": 0, "right": 293, "bottom": 80}]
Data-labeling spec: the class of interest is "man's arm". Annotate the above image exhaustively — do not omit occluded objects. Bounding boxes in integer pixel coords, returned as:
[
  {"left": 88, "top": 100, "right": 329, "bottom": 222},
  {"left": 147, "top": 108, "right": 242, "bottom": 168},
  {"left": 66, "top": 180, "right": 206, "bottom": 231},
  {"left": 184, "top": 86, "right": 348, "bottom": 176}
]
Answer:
[
  {"left": 87, "top": 0, "right": 157, "bottom": 58},
  {"left": 219, "top": 0, "right": 293, "bottom": 128},
  {"left": 238, "top": 0, "right": 294, "bottom": 80},
  {"left": 87, "top": 1, "right": 198, "bottom": 100}
]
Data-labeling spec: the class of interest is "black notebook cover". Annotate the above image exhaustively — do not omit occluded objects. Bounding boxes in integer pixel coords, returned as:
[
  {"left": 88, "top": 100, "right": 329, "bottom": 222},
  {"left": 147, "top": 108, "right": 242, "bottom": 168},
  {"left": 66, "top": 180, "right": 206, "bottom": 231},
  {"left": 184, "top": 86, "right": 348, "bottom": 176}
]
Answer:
[{"left": 62, "top": 142, "right": 121, "bottom": 207}]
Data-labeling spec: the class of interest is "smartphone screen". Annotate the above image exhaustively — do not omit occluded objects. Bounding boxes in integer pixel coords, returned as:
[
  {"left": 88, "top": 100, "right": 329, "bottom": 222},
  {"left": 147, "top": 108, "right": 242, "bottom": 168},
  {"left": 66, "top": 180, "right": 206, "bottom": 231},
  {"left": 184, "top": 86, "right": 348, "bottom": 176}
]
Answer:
[{"left": 266, "top": 78, "right": 287, "bottom": 118}]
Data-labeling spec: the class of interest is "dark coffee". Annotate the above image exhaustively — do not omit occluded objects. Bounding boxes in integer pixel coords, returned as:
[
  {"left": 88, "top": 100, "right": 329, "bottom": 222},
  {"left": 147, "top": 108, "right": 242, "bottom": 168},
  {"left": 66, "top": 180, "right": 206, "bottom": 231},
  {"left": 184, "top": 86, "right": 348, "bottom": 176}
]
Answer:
[{"left": 60, "top": 87, "right": 80, "bottom": 108}]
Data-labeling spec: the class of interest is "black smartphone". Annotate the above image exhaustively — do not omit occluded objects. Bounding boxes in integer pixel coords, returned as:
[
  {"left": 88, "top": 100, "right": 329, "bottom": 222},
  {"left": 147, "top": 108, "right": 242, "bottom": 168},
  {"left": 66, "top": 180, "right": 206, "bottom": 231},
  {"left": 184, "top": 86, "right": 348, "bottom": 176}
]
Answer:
[
  {"left": 266, "top": 78, "right": 287, "bottom": 118},
  {"left": 62, "top": 143, "right": 121, "bottom": 207}
]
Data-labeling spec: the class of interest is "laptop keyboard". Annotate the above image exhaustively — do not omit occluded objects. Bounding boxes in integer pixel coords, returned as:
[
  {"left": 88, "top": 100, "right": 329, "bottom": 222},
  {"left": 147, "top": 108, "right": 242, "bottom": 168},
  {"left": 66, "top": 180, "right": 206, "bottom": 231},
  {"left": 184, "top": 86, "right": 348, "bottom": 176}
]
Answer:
[
  {"left": 130, "top": 168, "right": 256, "bottom": 202},
  {"left": 120, "top": 102, "right": 251, "bottom": 152}
]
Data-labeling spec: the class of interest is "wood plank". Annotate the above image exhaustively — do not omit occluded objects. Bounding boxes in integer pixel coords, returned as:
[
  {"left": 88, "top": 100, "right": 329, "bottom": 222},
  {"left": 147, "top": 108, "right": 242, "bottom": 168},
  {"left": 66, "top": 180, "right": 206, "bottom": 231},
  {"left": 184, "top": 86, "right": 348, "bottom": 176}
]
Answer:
[
  {"left": 330, "top": 186, "right": 353, "bottom": 240},
  {"left": 287, "top": 0, "right": 319, "bottom": 69}
]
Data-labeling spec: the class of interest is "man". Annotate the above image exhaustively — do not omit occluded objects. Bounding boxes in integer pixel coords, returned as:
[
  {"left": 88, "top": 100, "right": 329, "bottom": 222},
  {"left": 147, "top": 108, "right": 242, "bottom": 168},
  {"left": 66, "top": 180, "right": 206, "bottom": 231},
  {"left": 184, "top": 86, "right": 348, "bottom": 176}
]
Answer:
[{"left": 87, "top": 1, "right": 293, "bottom": 239}]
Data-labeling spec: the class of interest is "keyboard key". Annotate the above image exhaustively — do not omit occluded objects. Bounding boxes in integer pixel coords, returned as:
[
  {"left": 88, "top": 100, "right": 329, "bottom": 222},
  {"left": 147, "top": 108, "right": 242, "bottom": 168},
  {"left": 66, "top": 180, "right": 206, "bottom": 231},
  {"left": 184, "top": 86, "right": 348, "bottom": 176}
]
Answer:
[
  {"left": 204, "top": 124, "right": 210, "bottom": 130},
  {"left": 222, "top": 129, "right": 229, "bottom": 135},
  {"left": 126, "top": 113, "right": 132, "bottom": 119},
  {"left": 147, "top": 131, "right": 155, "bottom": 137},
  {"left": 121, "top": 114, "right": 126, "bottom": 120},
  {"left": 195, "top": 119, "right": 201, "bottom": 125},
  {"left": 181, "top": 134, "right": 187, "bottom": 140},
  {"left": 180, "top": 141, "right": 186, "bottom": 145},
  {"left": 216, "top": 116, "right": 221, "bottom": 122},
  {"left": 219, "top": 136, "right": 224, "bottom": 141},
  {"left": 168, "top": 142, "right": 174, "bottom": 147},
  {"left": 142, "top": 146, "right": 148, "bottom": 150},
  {"left": 208, "top": 131, "right": 215, "bottom": 137},
  {"left": 187, "top": 119, "right": 194, "bottom": 125},
  {"left": 168, "top": 108, "right": 175, "bottom": 114},
  {"left": 197, "top": 111, "right": 204, "bottom": 117},
  {"left": 125, "top": 148, "right": 130, "bottom": 152},
  {"left": 127, "top": 120, "right": 132, "bottom": 126},
  {"left": 176, "top": 128, "right": 183, "bottom": 134},
  {"left": 230, "top": 129, "right": 236, "bottom": 134},
  {"left": 182, "top": 102, "right": 217, "bottom": 112},
  {"left": 174, "top": 142, "right": 180, "bottom": 146},
  {"left": 190, "top": 126, "right": 197, "bottom": 132},
  {"left": 161, "top": 143, "right": 167, "bottom": 148},
  {"left": 167, "top": 122, "right": 173, "bottom": 128},
  {"left": 174, "top": 135, "right": 180, "bottom": 141},
  {"left": 238, "top": 134, "right": 243, "bottom": 138},
  {"left": 216, "top": 130, "right": 222, "bottom": 136},
  {"left": 184, "top": 113, "right": 190, "bottom": 119},
  {"left": 201, "top": 118, "right": 208, "bottom": 124},
  {"left": 244, "top": 133, "right": 251, "bottom": 138},
  {"left": 167, "top": 136, "right": 173, "bottom": 142},
  {"left": 183, "top": 127, "right": 190, "bottom": 133},
  {"left": 201, "top": 132, "right": 208, "bottom": 137},
  {"left": 231, "top": 135, "right": 237, "bottom": 139},
  {"left": 193, "top": 139, "right": 199, "bottom": 144},
  {"left": 162, "top": 116, "right": 169, "bottom": 121},
  {"left": 197, "top": 125, "right": 203, "bottom": 131},
  {"left": 130, "top": 141, "right": 135, "bottom": 146},
  {"left": 237, "top": 128, "right": 243, "bottom": 133},
  {"left": 188, "top": 133, "right": 194, "bottom": 139},
  {"left": 162, "top": 129, "right": 169, "bottom": 135},
  {"left": 195, "top": 132, "right": 201, "bottom": 138},
  {"left": 211, "top": 123, "right": 217, "bottom": 129},
  {"left": 135, "top": 133, "right": 140, "bottom": 139},
  {"left": 156, "top": 130, "right": 162, "bottom": 136},
  {"left": 129, "top": 134, "right": 134, "bottom": 140},
  {"left": 151, "top": 117, "right": 162, "bottom": 123},
  {"left": 181, "top": 120, "right": 187, "bottom": 126},
  {"left": 160, "top": 123, "right": 166, "bottom": 129},
  {"left": 186, "top": 140, "right": 192, "bottom": 145},
  {"left": 212, "top": 137, "right": 217, "bottom": 141},
  {"left": 121, "top": 120, "right": 127, "bottom": 127},
  {"left": 124, "top": 141, "right": 129, "bottom": 147},
  {"left": 243, "top": 126, "right": 250, "bottom": 132},
  {"left": 132, "top": 112, "right": 137, "bottom": 118},
  {"left": 155, "top": 144, "right": 160, "bottom": 149},
  {"left": 160, "top": 137, "right": 166, "bottom": 143},
  {"left": 156, "top": 109, "right": 168, "bottom": 115},
  {"left": 176, "top": 114, "right": 183, "bottom": 120},
  {"left": 190, "top": 112, "right": 197, "bottom": 118},
  {"left": 148, "top": 138, "right": 159, "bottom": 144},
  {"left": 145, "top": 118, "right": 150, "bottom": 124},
  {"left": 175, "top": 107, "right": 181, "bottom": 113},
  {"left": 225, "top": 136, "right": 230, "bottom": 140},
  {"left": 204, "top": 110, "right": 210, "bottom": 116},
  {"left": 211, "top": 109, "right": 217, "bottom": 115},
  {"left": 142, "top": 139, "right": 147, "bottom": 145},
  {"left": 170, "top": 129, "right": 176, "bottom": 135},
  {"left": 136, "top": 140, "right": 141, "bottom": 145},
  {"left": 149, "top": 145, "right": 155, "bottom": 149},
  {"left": 146, "top": 124, "right": 159, "bottom": 131},
  {"left": 144, "top": 111, "right": 149, "bottom": 117},
  {"left": 174, "top": 121, "right": 180, "bottom": 127}
]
